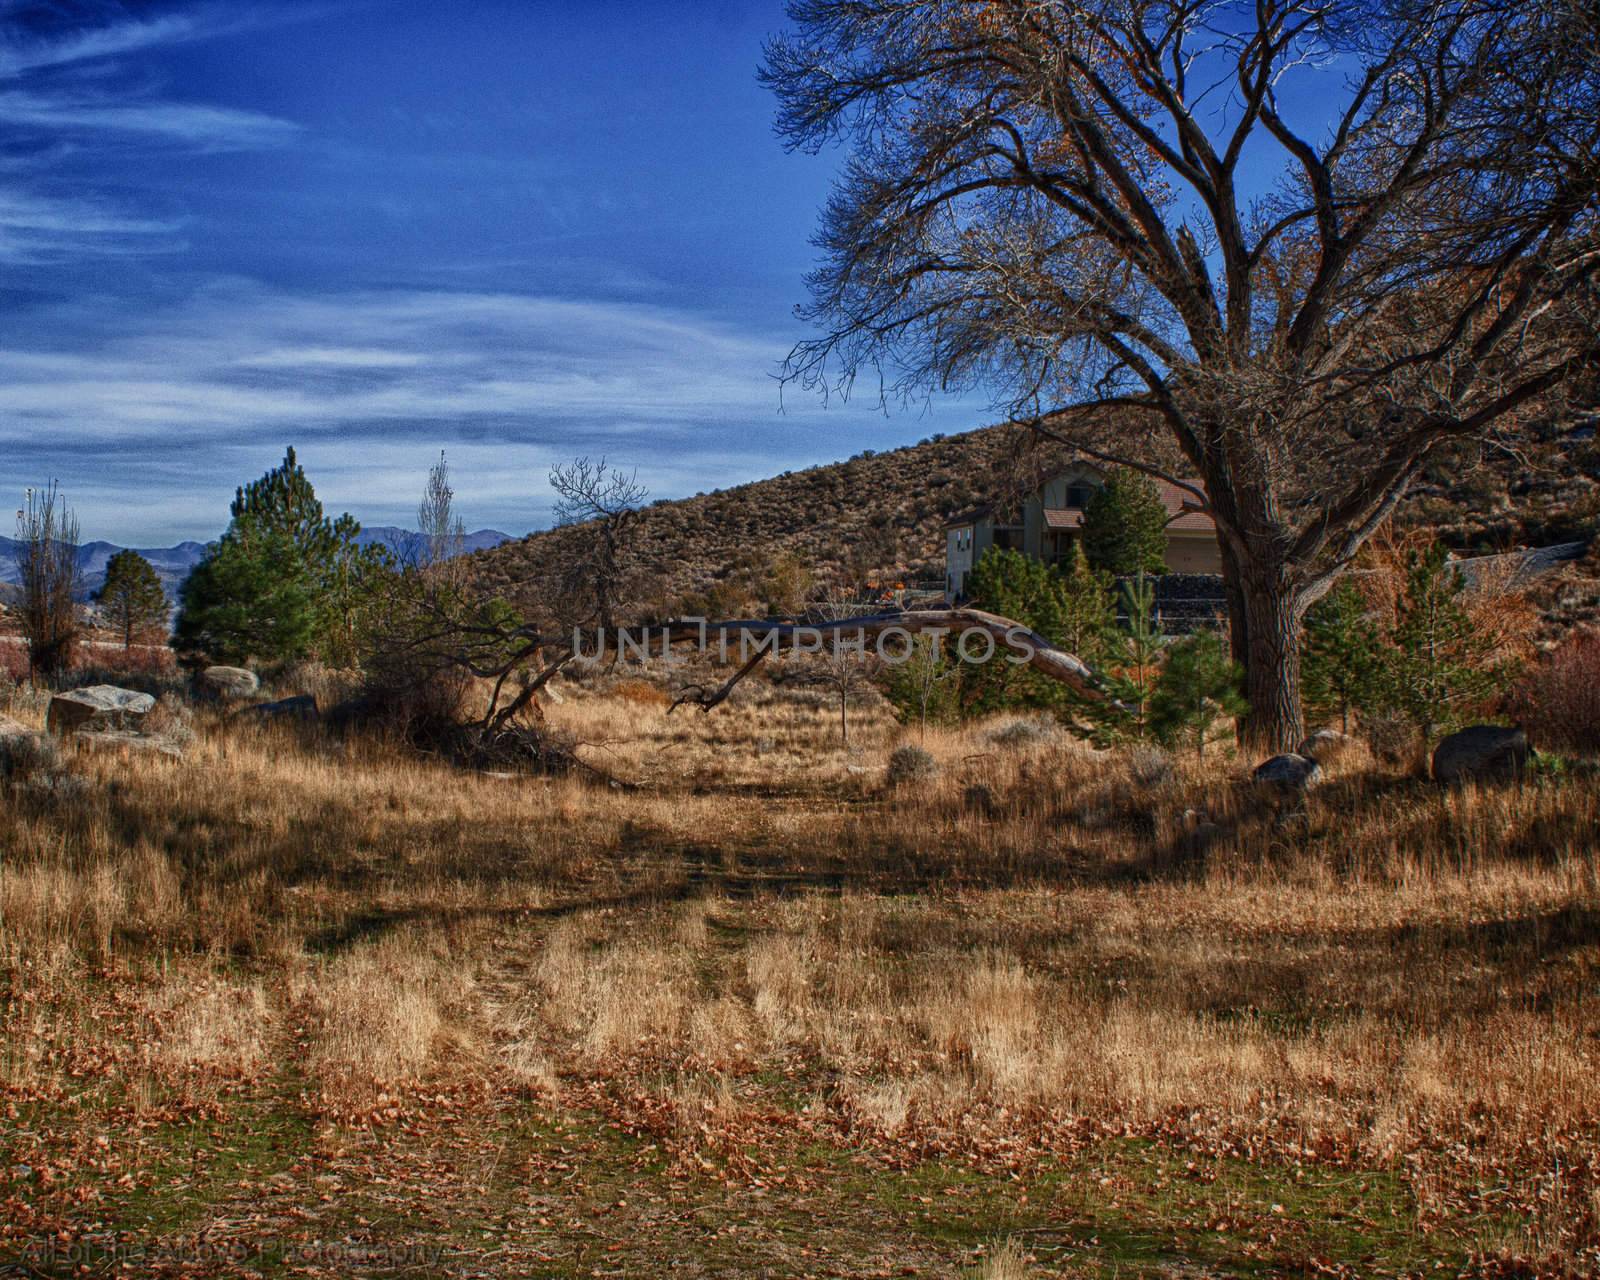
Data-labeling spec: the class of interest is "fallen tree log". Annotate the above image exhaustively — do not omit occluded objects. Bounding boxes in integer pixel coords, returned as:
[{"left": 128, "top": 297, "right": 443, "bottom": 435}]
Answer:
[{"left": 638, "top": 609, "right": 1106, "bottom": 713}]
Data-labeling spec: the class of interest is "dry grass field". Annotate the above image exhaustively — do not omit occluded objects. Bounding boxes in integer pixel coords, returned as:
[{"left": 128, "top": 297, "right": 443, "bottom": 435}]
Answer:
[{"left": 2, "top": 672, "right": 1599, "bottom": 1277}]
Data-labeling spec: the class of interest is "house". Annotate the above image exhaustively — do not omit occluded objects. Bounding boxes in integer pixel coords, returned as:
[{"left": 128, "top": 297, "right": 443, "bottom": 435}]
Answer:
[{"left": 944, "top": 461, "right": 1222, "bottom": 599}]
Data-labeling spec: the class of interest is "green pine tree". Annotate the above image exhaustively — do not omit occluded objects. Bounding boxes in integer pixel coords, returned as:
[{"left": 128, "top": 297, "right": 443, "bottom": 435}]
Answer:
[
  {"left": 1082, "top": 571, "right": 1166, "bottom": 743},
  {"left": 320, "top": 516, "right": 396, "bottom": 669},
  {"left": 960, "top": 546, "right": 1072, "bottom": 714},
  {"left": 1080, "top": 469, "right": 1168, "bottom": 576},
  {"left": 1380, "top": 543, "right": 1513, "bottom": 739},
  {"left": 1057, "top": 540, "right": 1119, "bottom": 663},
  {"left": 1301, "top": 577, "right": 1383, "bottom": 733},
  {"left": 1149, "top": 630, "right": 1248, "bottom": 757},
  {"left": 176, "top": 448, "right": 379, "bottom": 665},
  {"left": 96, "top": 549, "right": 169, "bottom": 649}
]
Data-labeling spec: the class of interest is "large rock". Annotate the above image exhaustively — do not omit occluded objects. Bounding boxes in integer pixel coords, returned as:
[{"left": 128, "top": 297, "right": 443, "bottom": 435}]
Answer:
[
  {"left": 46, "top": 685, "right": 155, "bottom": 735},
  {"left": 72, "top": 729, "right": 184, "bottom": 760},
  {"left": 1432, "top": 725, "right": 1531, "bottom": 786},
  {"left": 197, "top": 666, "right": 259, "bottom": 700},
  {"left": 1297, "top": 729, "right": 1355, "bottom": 763},
  {"left": 245, "top": 694, "right": 319, "bottom": 721},
  {"left": 1253, "top": 753, "right": 1322, "bottom": 790}
]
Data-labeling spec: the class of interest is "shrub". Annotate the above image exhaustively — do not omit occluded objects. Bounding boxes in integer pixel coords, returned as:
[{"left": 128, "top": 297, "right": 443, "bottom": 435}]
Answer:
[
  {"left": 1508, "top": 628, "right": 1600, "bottom": 756},
  {"left": 987, "top": 717, "right": 1058, "bottom": 750},
  {"left": 612, "top": 679, "right": 671, "bottom": 708},
  {"left": 143, "top": 697, "right": 197, "bottom": 748},
  {"left": 70, "top": 643, "right": 180, "bottom": 688},
  {"left": 0, "top": 642, "right": 28, "bottom": 685},
  {"left": 0, "top": 728, "right": 62, "bottom": 783},
  {"left": 885, "top": 744, "right": 938, "bottom": 785},
  {"left": 1125, "top": 744, "right": 1173, "bottom": 788}
]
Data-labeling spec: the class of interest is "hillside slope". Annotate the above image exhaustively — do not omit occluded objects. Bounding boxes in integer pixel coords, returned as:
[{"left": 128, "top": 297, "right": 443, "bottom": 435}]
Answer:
[{"left": 470, "top": 421, "right": 1600, "bottom": 618}]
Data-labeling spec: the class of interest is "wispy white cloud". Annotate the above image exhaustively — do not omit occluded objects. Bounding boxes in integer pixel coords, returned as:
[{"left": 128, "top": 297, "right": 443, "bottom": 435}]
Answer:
[
  {"left": 0, "top": 283, "right": 975, "bottom": 541},
  {"left": 0, "top": 14, "right": 202, "bottom": 79},
  {"left": 0, "top": 4, "right": 302, "bottom": 260},
  {"left": 0, "top": 288, "right": 807, "bottom": 434},
  {"left": 0, "top": 190, "right": 183, "bottom": 262},
  {"left": 0, "top": 91, "right": 301, "bottom": 149}
]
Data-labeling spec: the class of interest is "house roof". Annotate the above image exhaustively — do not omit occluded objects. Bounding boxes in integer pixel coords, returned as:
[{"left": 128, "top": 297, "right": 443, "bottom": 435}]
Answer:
[
  {"left": 1151, "top": 478, "right": 1215, "bottom": 531},
  {"left": 1043, "top": 474, "right": 1213, "bottom": 532},
  {"left": 942, "top": 503, "right": 994, "bottom": 530}
]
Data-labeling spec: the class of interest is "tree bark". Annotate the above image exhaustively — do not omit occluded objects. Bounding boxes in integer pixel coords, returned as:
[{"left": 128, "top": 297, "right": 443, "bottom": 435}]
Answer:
[{"left": 1236, "top": 571, "right": 1305, "bottom": 754}]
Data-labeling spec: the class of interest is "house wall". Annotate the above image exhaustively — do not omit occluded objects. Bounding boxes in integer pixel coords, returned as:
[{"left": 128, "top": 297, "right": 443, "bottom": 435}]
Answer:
[
  {"left": 945, "top": 527, "right": 973, "bottom": 598},
  {"left": 1163, "top": 531, "right": 1224, "bottom": 575},
  {"left": 944, "top": 464, "right": 1225, "bottom": 593},
  {"left": 1023, "top": 466, "right": 1101, "bottom": 561},
  {"left": 946, "top": 517, "right": 999, "bottom": 598}
]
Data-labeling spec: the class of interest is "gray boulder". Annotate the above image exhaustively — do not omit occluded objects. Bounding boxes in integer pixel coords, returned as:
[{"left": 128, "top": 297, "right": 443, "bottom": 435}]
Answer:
[
  {"left": 245, "top": 694, "right": 319, "bottom": 721},
  {"left": 1297, "top": 729, "right": 1354, "bottom": 762},
  {"left": 197, "top": 666, "right": 260, "bottom": 700},
  {"left": 72, "top": 729, "right": 184, "bottom": 760},
  {"left": 1253, "top": 753, "right": 1323, "bottom": 790},
  {"left": 1432, "top": 725, "right": 1531, "bottom": 786},
  {"left": 46, "top": 685, "right": 155, "bottom": 735}
]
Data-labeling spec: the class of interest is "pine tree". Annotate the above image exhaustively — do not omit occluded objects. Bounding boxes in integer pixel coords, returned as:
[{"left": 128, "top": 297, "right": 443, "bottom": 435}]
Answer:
[
  {"left": 1381, "top": 543, "right": 1513, "bottom": 739},
  {"left": 1300, "top": 577, "right": 1382, "bottom": 733},
  {"left": 1150, "top": 630, "right": 1248, "bottom": 757},
  {"left": 176, "top": 448, "right": 379, "bottom": 665},
  {"left": 321, "top": 515, "right": 395, "bottom": 669},
  {"left": 960, "top": 547, "right": 1071, "bottom": 714},
  {"left": 1080, "top": 469, "right": 1168, "bottom": 576},
  {"left": 1082, "top": 572, "right": 1166, "bottom": 743},
  {"left": 1057, "top": 541, "right": 1119, "bottom": 663},
  {"left": 96, "top": 550, "right": 168, "bottom": 649}
]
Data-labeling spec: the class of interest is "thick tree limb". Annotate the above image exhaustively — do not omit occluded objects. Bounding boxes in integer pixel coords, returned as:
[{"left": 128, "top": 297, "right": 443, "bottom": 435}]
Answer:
[{"left": 654, "top": 609, "right": 1107, "bottom": 714}]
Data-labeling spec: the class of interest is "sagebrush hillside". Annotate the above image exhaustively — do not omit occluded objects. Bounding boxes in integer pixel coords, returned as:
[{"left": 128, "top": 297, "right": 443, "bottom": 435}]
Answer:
[{"left": 469, "top": 420, "right": 1600, "bottom": 617}]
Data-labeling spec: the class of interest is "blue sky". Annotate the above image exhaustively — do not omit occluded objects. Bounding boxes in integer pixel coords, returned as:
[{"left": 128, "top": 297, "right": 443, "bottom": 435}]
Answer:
[{"left": 0, "top": 1, "right": 979, "bottom": 544}]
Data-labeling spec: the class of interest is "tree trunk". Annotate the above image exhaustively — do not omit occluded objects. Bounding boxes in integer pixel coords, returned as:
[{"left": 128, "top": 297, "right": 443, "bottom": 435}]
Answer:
[
  {"left": 1236, "top": 571, "right": 1305, "bottom": 753},
  {"left": 1217, "top": 538, "right": 1251, "bottom": 744}
]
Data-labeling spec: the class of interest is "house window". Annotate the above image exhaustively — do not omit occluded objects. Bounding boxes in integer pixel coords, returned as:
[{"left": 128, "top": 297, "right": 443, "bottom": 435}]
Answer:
[{"left": 1066, "top": 483, "right": 1094, "bottom": 508}]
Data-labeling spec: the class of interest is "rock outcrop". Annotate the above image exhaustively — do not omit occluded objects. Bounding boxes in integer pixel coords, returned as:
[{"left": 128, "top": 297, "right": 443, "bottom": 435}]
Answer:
[
  {"left": 1253, "top": 753, "right": 1323, "bottom": 790},
  {"left": 46, "top": 686, "right": 155, "bottom": 735},
  {"left": 1431, "top": 725, "right": 1531, "bottom": 785}
]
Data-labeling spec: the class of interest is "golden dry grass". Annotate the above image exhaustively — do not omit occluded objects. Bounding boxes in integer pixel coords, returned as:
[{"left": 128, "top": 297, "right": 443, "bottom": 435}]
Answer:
[{"left": 1, "top": 677, "right": 1598, "bottom": 1274}]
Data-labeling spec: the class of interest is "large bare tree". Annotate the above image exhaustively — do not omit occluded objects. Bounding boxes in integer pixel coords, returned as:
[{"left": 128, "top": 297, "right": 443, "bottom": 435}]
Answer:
[
  {"left": 549, "top": 457, "right": 649, "bottom": 635},
  {"left": 763, "top": 0, "right": 1600, "bottom": 748}
]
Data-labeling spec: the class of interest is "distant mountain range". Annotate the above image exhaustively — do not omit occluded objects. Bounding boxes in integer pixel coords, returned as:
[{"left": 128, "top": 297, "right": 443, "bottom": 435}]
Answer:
[{"left": 0, "top": 526, "right": 512, "bottom": 601}]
